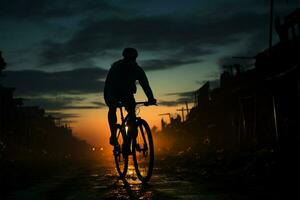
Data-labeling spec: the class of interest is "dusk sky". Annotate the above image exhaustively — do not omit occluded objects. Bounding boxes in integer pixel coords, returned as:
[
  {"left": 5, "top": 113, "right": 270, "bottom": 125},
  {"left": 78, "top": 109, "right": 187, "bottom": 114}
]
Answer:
[{"left": 1, "top": 0, "right": 298, "bottom": 148}]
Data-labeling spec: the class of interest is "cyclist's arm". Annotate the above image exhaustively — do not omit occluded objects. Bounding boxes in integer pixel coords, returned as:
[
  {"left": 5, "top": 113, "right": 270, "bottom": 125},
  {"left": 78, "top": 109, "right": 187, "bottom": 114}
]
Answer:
[
  {"left": 104, "top": 64, "right": 117, "bottom": 102},
  {"left": 137, "top": 67, "right": 154, "bottom": 100},
  {"left": 104, "top": 68, "right": 112, "bottom": 94}
]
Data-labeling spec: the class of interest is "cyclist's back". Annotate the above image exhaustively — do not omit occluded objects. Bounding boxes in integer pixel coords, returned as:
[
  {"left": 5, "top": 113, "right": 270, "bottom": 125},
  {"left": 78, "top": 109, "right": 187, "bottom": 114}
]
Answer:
[
  {"left": 104, "top": 48, "right": 156, "bottom": 146},
  {"left": 104, "top": 59, "right": 150, "bottom": 101}
]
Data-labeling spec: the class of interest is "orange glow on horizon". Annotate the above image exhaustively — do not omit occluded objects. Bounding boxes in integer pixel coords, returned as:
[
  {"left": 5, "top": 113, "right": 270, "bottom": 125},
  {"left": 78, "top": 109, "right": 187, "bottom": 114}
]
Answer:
[{"left": 68, "top": 104, "right": 186, "bottom": 149}]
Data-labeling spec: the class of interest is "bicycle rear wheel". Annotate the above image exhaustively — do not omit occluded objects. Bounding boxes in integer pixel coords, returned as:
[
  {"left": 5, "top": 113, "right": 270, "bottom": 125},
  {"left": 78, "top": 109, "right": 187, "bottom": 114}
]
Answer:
[
  {"left": 132, "top": 119, "right": 154, "bottom": 183},
  {"left": 114, "top": 125, "right": 128, "bottom": 178}
]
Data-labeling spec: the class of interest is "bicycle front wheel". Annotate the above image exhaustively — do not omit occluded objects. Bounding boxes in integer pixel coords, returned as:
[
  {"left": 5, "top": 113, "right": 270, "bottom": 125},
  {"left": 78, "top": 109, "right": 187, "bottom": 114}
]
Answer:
[
  {"left": 114, "top": 125, "right": 128, "bottom": 178},
  {"left": 132, "top": 119, "right": 154, "bottom": 183}
]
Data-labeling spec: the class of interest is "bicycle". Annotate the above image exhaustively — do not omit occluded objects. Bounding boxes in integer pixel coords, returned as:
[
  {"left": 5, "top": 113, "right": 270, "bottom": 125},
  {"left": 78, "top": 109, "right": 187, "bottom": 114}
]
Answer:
[{"left": 113, "top": 101, "right": 155, "bottom": 183}]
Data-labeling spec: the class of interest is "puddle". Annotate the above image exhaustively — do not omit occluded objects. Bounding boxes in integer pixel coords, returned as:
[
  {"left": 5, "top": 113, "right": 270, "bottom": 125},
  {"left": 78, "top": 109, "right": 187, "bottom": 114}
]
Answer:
[
  {"left": 89, "top": 174, "right": 99, "bottom": 177},
  {"left": 92, "top": 185, "right": 108, "bottom": 189}
]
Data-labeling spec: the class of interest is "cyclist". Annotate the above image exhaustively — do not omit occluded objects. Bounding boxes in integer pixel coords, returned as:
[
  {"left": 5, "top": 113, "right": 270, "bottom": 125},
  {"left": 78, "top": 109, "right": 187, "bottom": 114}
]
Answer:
[{"left": 104, "top": 48, "right": 157, "bottom": 146}]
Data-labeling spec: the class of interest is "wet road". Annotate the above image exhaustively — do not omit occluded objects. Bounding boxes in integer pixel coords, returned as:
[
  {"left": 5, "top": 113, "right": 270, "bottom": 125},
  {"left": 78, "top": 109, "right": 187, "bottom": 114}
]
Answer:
[{"left": 6, "top": 158, "right": 269, "bottom": 200}]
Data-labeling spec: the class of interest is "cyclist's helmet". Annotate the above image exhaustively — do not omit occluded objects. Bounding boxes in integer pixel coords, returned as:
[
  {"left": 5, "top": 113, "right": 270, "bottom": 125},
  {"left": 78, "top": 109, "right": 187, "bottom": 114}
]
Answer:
[{"left": 122, "top": 48, "right": 138, "bottom": 60}]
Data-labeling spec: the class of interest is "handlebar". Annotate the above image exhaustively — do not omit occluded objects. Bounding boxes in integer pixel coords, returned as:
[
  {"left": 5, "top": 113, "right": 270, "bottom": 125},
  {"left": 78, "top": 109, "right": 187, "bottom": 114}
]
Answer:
[
  {"left": 116, "top": 101, "right": 157, "bottom": 108},
  {"left": 135, "top": 101, "right": 158, "bottom": 106}
]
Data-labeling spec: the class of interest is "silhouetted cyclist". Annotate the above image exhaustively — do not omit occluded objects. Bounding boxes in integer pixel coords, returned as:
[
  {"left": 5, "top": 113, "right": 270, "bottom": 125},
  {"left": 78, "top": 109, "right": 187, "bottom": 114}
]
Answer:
[{"left": 104, "top": 48, "right": 156, "bottom": 146}]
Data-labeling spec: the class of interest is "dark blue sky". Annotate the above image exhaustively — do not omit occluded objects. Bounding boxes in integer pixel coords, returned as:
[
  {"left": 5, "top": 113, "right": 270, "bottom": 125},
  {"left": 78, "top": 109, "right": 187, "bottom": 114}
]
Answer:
[{"left": 0, "top": 0, "right": 299, "bottom": 117}]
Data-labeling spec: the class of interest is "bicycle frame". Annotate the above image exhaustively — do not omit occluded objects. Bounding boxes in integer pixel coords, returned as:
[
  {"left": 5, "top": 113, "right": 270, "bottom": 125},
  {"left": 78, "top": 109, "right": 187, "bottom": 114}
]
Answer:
[
  {"left": 116, "top": 102, "right": 152, "bottom": 152},
  {"left": 114, "top": 101, "right": 155, "bottom": 182}
]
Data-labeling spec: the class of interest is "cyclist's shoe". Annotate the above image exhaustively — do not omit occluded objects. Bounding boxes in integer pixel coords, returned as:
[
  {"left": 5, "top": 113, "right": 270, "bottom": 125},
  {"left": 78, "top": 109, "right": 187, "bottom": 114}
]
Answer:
[
  {"left": 109, "top": 136, "right": 117, "bottom": 146},
  {"left": 147, "top": 98, "right": 157, "bottom": 105}
]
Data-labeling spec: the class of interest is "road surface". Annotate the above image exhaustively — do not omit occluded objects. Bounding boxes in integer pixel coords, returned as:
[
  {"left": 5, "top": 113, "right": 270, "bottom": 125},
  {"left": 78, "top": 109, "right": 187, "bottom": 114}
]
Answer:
[{"left": 5, "top": 157, "right": 278, "bottom": 200}]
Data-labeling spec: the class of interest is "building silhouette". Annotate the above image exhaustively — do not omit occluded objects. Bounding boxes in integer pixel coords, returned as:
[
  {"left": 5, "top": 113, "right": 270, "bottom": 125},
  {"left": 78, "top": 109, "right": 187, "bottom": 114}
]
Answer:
[{"left": 159, "top": 9, "right": 299, "bottom": 154}]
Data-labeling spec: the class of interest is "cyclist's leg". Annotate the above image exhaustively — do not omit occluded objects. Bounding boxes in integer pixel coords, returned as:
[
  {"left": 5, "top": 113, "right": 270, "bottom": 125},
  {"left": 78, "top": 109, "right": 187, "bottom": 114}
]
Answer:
[
  {"left": 105, "top": 92, "right": 119, "bottom": 145},
  {"left": 108, "top": 105, "right": 118, "bottom": 145}
]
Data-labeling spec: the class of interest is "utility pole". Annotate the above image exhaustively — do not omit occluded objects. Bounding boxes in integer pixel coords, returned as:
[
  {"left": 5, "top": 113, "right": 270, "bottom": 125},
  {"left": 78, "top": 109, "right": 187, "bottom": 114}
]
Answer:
[
  {"left": 269, "top": 0, "right": 274, "bottom": 52},
  {"left": 185, "top": 101, "right": 190, "bottom": 115},
  {"left": 158, "top": 113, "right": 171, "bottom": 123},
  {"left": 176, "top": 106, "right": 191, "bottom": 122}
]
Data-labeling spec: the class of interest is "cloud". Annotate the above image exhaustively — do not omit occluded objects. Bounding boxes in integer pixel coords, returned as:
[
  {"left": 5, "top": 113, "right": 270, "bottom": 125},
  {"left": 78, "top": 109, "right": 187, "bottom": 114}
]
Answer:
[
  {"left": 2, "top": 0, "right": 297, "bottom": 75},
  {"left": 158, "top": 100, "right": 181, "bottom": 107},
  {"left": 159, "top": 90, "right": 196, "bottom": 107},
  {"left": 24, "top": 96, "right": 82, "bottom": 109},
  {"left": 159, "top": 98, "right": 194, "bottom": 107},
  {"left": 91, "top": 101, "right": 106, "bottom": 107},
  {"left": 2, "top": 67, "right": 108, "bottom": 96},
  {"left": 1, "top": 67, "right": 107, "bottom": 112},
  {"left": 60, "top": 105, "right": 104, "bottom": 109},
  {"left": 141, "top": 58, "right": 201, "bottom": 71},
  {"left": 139, "top": 46, "right": 215, "bottom": 71},
  {"left": 38, "top": 10, "right": 267, "bottom": 69},
  {"left": 45, "top": 112, "right": 80, "bottom": 119},
  {"left": 23, "top": 96, "right": 106, "bottom": 110},
  {"left": 166, "top": 91, "right": 195, "bottom": 98},
  {"left": 0, "top": 0, "right": 124, "bottom": 20}
]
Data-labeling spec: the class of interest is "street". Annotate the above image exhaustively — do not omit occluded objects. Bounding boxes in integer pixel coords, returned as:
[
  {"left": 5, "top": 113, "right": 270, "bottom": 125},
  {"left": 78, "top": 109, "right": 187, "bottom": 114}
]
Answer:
[{"left": 5, "top": 155, "right": 279, "bottom": 200}]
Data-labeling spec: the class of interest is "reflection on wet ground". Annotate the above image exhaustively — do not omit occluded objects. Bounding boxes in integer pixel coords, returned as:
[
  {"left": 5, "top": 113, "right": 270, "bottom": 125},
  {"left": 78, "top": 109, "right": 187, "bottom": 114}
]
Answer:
[{"left": 6, "top": 158, "right": 259, "bottom": 200}]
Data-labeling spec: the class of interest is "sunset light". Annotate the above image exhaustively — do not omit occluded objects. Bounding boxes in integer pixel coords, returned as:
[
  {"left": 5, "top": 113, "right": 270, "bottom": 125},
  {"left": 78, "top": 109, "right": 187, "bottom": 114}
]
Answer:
[{"left": 1, "top": 0, "right": 299, "bottom": 199}]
